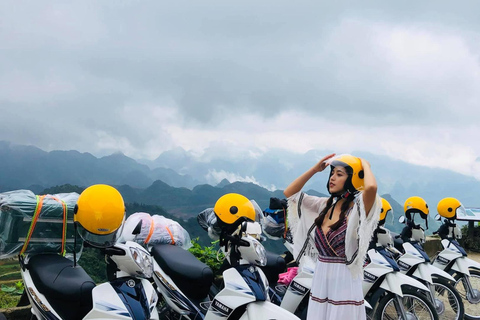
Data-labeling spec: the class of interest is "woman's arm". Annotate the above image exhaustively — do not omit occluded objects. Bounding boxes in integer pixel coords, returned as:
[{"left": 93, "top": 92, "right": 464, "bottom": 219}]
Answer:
[
  {"left": 360, "top": 158, "right": 377, "bottom": 215},
  {"left": 283, "top": 153, "right": 336, "bottom": 198}
]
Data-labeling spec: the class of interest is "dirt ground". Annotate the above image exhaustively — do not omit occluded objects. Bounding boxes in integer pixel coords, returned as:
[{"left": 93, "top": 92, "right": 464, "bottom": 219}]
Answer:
[{"left": 468, "top": 250, "right": 480, "bottom": 262}]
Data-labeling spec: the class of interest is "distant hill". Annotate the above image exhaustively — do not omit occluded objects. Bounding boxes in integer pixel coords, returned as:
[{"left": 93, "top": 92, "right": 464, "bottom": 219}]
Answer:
[
  {"left": 0, "top": 141, "right": 197, "bottom": 191},
  {"left": 145, "top": 147, "right": 480, "bottom": 209},
  {"left": 2, "top": 140, "right": 480, "bottom": 213}
]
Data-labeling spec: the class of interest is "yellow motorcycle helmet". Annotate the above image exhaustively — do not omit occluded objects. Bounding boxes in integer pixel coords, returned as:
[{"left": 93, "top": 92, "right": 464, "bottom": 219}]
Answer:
[
  {"left": 379, "top": 198, "right": 393, "bottom": 226},
  {"left": 328, "top": 154, "right": 364, "bottom": 196},
  {"left": 213, "top": 193, "right": 256, "bottom": 226},
  {"left": 74, "top": 184, "right": 125, "bottom": 247},
  {"left": 404, "top": 196, "right": 429, "bottom": 223},
  {"left": 437, "top": 197, "right": 465, "bottom": 220}
]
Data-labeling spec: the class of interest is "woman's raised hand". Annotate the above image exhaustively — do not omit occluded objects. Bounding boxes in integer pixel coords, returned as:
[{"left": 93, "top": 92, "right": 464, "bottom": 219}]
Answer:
[
  {"left": 284, "top": 153, "right": 336, "bottom": 198},
  {"left": 313, "top": 153, "right": 336, "bottom": 173},
  {"left": 361, "top": 158, "right": 373, "bottom": 171}
]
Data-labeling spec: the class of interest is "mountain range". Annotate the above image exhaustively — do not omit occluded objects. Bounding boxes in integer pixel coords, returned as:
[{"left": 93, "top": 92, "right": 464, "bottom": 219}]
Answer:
[{"left": 1, "top": 140, "right": 479, "bottom": 214}]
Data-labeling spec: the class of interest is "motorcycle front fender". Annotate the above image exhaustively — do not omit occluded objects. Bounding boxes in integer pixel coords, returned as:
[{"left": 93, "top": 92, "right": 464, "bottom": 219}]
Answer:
[
  {"left": 452, "top": 257, "right": 473, "bottom": 275},
  {"left": 464, "top": 257, "right": 480, "bottom": 272},
  {"left": 381, "top": 272, "right": 429, "bottom": 297},
  {"left": 239, "top": 301, "right": 300, "bottom": 320},
  {"left": 428, "top": 264, "right": 456, "bottom": 282},
  {"left": 412, "top": 263, "right": 433, "bottom": 285}
]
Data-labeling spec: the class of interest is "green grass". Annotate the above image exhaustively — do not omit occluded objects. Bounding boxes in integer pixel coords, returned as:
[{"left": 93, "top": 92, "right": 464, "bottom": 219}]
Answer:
[
  {"left": 0, "top": 271, "right": 21, "bottom": 281},
  {"left": 0, "top": 260, "right": 23, "bottom": 309},
  {"left": 0, "top": 259, "right": 20, "bottom": 273},
  {"left": 0, "top": 290, "right": 20, "bottom": 308}
]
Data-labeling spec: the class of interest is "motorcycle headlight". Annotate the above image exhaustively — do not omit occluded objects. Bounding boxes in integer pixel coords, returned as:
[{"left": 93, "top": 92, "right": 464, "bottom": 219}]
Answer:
[
  {"left": 130, "top": 247, "right": 154, "bottom": 278},
  {"left": 253, "top": 240, "right": 267, "bottom": 267}
]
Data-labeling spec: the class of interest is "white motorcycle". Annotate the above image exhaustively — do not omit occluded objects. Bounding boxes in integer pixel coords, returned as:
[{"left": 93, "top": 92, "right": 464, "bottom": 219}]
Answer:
[
  {"left": 18, "top": 221, "right": 159, "bottom": 320},
  {"left": 431, "top": 214, "right": 480, "bottom": 320},
  {"left": 363, "top": 246, "right": 439, "bottom": 319},
  {"left": 374, "top": 216, "right": 464, "bottom": 320},
  {"left": 150, "top": 217, "right": 300, "bottom": 320}
]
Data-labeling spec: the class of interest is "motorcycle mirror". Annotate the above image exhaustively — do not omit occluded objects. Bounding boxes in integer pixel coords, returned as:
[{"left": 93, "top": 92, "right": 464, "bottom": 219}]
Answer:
[
  {"left": 398, "top": 216, "right": 406, "bottom": 224},
  {"left": 434, "top": 214, "right": 441, "bottom": 221},
  {"left": 132, "top": 220, "right": 142, "bottom": 235},
  {"left": 241, "top": 221, "right": 248, "bottom": 233}
]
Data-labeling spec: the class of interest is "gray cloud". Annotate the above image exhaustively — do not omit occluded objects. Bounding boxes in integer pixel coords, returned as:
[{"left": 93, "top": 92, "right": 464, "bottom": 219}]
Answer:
[{"left": 1, "top": 1, "right": 480, "bottom": 157}]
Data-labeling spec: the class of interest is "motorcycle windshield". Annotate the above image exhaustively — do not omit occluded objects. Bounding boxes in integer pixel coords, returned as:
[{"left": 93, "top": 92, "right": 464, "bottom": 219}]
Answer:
[
  {"left": 411, "top": 242, "right": 430, "bottom": 262},
  {"left": 377, "top": 248, "right": 400, "bottom": 272},
  {"left": 449, "top": 239, "right": 468, "bottom": 257}
]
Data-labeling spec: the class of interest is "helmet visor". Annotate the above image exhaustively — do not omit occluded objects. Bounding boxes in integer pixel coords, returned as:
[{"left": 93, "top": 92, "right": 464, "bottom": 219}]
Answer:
[
  {"left": 76, "top": 221, "right": 124, "bottom": 248},
  {"left": 249, "top": 200, "right": 265, "bottom": 224},
  {"left": 456, "top": 205, "right": 467, "bottom": 218},
  {"left": 385, "top": 209, "right": 393, "bottom": 224}
]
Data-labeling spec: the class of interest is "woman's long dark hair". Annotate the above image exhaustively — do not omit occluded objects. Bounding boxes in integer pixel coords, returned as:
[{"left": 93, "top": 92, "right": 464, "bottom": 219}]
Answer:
[{"left": 314, "top": 193, "right": 355, "bottom": 230}]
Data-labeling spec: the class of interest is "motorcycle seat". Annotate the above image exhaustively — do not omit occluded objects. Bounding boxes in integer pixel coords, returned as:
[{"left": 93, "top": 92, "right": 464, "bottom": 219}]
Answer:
[
  {"left": 27, "top": 254, "right": 95, "bottom": 320},
  {"left": 261, "top": 251, "right": 286, "bottom": 286},
  {"left": 151, "top": 244, "right": 214, "bottom": 300}
]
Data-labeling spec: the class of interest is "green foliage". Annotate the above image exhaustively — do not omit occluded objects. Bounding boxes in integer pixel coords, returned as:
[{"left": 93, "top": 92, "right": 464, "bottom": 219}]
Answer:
[
  {"left": 78, "top": 247, "right": 107, "bottom": 284},
  {"left": 0, "top": 290, "right": 20, "bottom": 308},
  {"left": 461, "top": 224, "right": 480, "bottom": 252},
  {"left": 0, "top": 281, "right": 23, "bottom": 309},
  {"left": 1, "top": 281, "right": 24, "bottom": 295},
  {"left": 188, "top": 238, "right": 224, "bottom": 273}
]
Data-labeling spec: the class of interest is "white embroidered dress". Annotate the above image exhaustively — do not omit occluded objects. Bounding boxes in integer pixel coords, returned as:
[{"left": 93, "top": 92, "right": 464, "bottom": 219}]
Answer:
[{"left": 287, "top": 191, "right": 381, "bottom": 320}]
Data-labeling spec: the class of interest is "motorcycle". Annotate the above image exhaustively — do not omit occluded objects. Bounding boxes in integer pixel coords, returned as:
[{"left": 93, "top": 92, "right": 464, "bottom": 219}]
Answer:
[
  {"left": 375, "top": 216, "right": 464, "bottom": 320},
  {"left": 431, "top": 214, "right": 480, "bottom": 320},
  {"left": 363, "top": 245, "right": 439, "bottom": 319},
  {"left": 150, "top": 216, "right": 300, "bottom": 320},
  {"left": 18, "top": 220, "right": 159, "bottom": 320}
]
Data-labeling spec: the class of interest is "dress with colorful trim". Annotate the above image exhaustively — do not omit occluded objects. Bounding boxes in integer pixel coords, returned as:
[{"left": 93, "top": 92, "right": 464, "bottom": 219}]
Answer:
[{"left": 307, "top": 207, "right": 366, "bottom": 320}]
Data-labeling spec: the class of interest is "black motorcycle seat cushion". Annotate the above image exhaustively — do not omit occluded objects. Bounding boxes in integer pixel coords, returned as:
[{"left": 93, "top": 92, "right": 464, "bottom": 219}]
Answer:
[
  {"left": 28, "top": 254, "right": 95, "bottom": 303},
  {"left": 261, "top": 251, "right": 286, "bottom": 285},
  {"left": 151, "top": 244, "right": 213, "bottom": 300}
]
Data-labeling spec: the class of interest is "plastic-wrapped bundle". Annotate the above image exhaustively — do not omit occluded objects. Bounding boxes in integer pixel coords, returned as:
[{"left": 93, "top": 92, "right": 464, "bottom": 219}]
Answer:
[
  {"left": 123, "top": 212, "right": 192, "bottom": 250},
  {"left": 0, "top": 190, "right": 81, "bottom": 260},
  {"left": 197, "top": 208, "right": 222, "bottom": 240},
  {"left": 262, "top": 215, "right": 286, "bottom": 240},
  {"left": 264, "top": 208, "right": 286, "bottom": 224},
  {"left": 261, "top": 198, "right": 288, "bottom": 240}
]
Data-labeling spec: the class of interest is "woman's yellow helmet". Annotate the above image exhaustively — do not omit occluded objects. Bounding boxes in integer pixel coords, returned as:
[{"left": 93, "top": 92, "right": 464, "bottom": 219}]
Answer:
[{"left": 328, "top": 154, "right": 364, "bottom": 195}]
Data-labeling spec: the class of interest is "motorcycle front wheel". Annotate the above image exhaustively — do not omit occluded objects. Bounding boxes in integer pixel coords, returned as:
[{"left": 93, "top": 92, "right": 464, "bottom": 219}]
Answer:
[
  {"left": 454, "top": 269, "right": 480, "bottom": 320},
  {"left": 431, "top": 277, "right": 464, "bottom": 320},
  {"left": 374, "top": 287, "right": 439, "bottom": 320}
]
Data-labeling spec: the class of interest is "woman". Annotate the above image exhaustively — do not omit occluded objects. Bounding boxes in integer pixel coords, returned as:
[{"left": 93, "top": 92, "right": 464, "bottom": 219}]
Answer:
[{"left": 284, "top": 153, "right": 381, "bottom": 319}]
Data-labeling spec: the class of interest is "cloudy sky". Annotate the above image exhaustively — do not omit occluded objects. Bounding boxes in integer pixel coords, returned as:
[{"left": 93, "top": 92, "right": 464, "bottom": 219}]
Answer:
[{"left": 1, "top": 1, "right": 480, "bottom": 179}]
